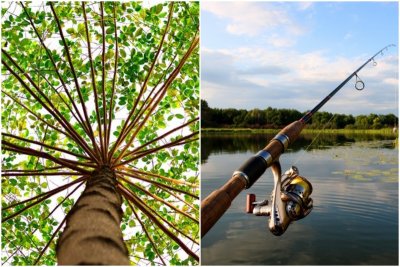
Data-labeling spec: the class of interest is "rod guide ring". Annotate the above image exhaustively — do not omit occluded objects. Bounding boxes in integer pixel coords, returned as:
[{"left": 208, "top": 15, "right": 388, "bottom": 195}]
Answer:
[{"left": 355, "top": 80, "right": 365, "bottom": 90}]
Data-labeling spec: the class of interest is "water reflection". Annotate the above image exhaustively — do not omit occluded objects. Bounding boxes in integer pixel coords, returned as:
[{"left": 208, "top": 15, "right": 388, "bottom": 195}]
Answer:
[
  {"left": 201, "top": 132, "right": 396, "bottom": 163},
  {"left": 201, "top": 133, "right": 398, "bottom": 265}
]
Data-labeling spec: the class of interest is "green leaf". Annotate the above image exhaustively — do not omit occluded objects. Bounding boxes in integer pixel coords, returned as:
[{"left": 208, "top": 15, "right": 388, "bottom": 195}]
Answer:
[
  {"left": 1, "top": 2, "right": 200, "bottom": 265},
  {"left": 128, "top": 220, "right": 136, "bottom": 227},
  {"left": 66, "top": 28, "right": 75, "bottom": 35},
  {"left": 155, "top": 4, "right": 163, "bottom": 14},
  {"left": 120, "top": 49, "right": 126, "bottom": 58},
  {"left": 77, "top": 23, "right": 85, "bottom": 34}
]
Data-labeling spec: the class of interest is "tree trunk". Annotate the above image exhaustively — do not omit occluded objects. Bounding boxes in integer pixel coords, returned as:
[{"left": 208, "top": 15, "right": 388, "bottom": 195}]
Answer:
[{"left": 56, "top": 166, "right": 129, "bottom": 265}]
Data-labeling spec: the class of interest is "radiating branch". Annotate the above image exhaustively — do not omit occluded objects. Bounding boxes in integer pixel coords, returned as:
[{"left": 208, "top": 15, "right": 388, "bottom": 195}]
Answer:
[
  {"left": 115, "top": 131, "right": 198, "bottom": 167},
  {"left": 1, "top": 55, "right": 99, "bottom": 164},
  {"left": 100, "top": 2, "right": 107, "bottom": 161},
  {"left": 2, "top": 166, "right": 64, "bottom": 173},
  {"left": 4, "top": 181, "right": 84, "bottom": 261},
  {"left": 21, "top": 182, "right": 84, "bottom": 265},
  {"left": 106, "top": 3, "right": 119, "bottom": 160},
  {"left": 82, "top": 2, "right": 104, "bottom": 163},
  {"left": 125, "top": 198, "right": 166, "bottom": 265},
  {"left": 2, "top": 132, "right": 92, "bottom": 161},
  {"left": 2, "top": 171, "right": 81, "bottom": 177},
  {"left": 2, "top": 176, "right": 88, "bottom": 221},
  {"left": 49, "top": 2, "right": 100, "bottom": 159},
  {"left": 20, "top": 2, "right": 92, "bottom": 140},
  {"left": 34, "top": 212, "right": 67, "bottom": 265},
  {"left": 112, "top": 35, "right": 199, "bottom": 166},
  {"left": 156, "top": 186, "right": 198, "bottom": 211},
  {"left": 118, "top": 180, "right": 199, "bottom": 245},
  {"left": 122, "top": 117, "right": 198, "bottom": 158},
  {"left": 117, "top": 175, "right": 197, "bottom": 223},
  {"left": 108, "top": 3, "right": 175, "bottom": 160},
  {"left": 116, "top": 171, "right": 198, "bottom": 200},
  {"left": 3, "top": 141, "right": 90, "bottom": 174},
  {"left": 1, "top": 90, "right": 72, "bottom": 139},
  {"left": 118, "top": 166, "right": 197, "bottom": 188},
  {"left": 118, "top": 185, "right": 199, "bottom": 262}
]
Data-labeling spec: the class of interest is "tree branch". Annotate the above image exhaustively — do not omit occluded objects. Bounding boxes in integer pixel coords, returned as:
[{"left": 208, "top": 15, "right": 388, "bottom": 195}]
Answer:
[
  {"left": 122, "top": 117, "right": 198, "bottom": 158},
  {"left": 1, "top": 90, "right": 71, "bottom": 139},
  {"left": 116, "top": 170, "right": 198, "bottom": 200},
  {"left": 34, "top": 212, "right": 67, "bottom": 265},
  {"left": 115, "top": 131, "right": 198, "bottom": 167},
  {"left": 49, "top": 2, "right": 100, "bottom": 159},
  {"left": 118, "top": 185, "right": 199, "bottom": 262},
  {"left": 112, "top": 34, "right": 199, "bottom": 166},
  {"left": 1, "top": 56, "right": 99, "bottom": 164},
  {"left": 2, "top": 132, "right": 92, "bottom": 161},
  {"left": 119, "top": 180, "right": 199, "bottom": 245},
  {"left": 125, "top": 197, "right": 166, "bottom": 265},
  {"left": 14, "top": 181, "right": 84, "bottom": 265},
  {"left": 2, "top": 171, "right": 81, "bottom": 177},
  {"left": 117, "top": 175, "right": 198, "bottom": 223},
  {"left": 106, "top": 3, "right": 119, "bottom": 161},
  {"left": 108, "top": 3, "right": 175, "bottom": 160},
  {"left": 82, "top": 2, "right": 104, "bottom": 163},
  {"left": 100, "top": 2, "right": 107, "bottom": 160},
  {"left": 118, "top": 166, "right": 197, "bottom": 188},
  {"left": 20, "top": 2, "right": 92, "bottom": 139},
  {"left": 2, "top": 176, "right": 88, "bottom": 221},
  {"left": 3, "top": 141, "right": 90, "bottom": 174}
]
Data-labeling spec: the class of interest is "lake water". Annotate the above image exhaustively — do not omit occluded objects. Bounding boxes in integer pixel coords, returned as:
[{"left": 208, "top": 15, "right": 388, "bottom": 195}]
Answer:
[{"left": 201, "top": 132, "right": 398, "bottom": 265}]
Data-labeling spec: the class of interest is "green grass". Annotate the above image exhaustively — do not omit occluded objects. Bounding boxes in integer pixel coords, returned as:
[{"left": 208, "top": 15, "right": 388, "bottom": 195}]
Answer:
[{"left": 201, "top": 127, "right": 397, "bottom": 135}]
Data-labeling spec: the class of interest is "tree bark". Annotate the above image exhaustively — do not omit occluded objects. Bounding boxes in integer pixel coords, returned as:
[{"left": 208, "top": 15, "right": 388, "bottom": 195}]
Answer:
[{"left": 56, "top": 166, "right": 129, "bottom": 265}]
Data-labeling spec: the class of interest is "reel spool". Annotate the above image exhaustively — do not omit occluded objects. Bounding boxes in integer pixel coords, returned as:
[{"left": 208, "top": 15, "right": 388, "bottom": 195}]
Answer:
[{"left": 246, "top": 165, "right": 313, "bottom": 236}]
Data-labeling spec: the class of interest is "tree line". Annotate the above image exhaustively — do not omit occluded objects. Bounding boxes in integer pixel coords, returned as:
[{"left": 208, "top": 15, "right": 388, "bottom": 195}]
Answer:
[{"left": 201, "top": 100, "right": 398, "bottom": 129}]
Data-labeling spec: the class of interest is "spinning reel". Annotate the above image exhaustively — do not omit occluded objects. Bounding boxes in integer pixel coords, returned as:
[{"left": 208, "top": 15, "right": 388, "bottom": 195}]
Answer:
[{"left": 246, "top": 163, "right": 313, "bottom": 236}]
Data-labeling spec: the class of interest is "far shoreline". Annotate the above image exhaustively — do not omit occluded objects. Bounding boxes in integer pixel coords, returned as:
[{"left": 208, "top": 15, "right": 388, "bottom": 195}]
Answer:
[{"left": 201, "top": 127, "right": 397, "bottom": 135}]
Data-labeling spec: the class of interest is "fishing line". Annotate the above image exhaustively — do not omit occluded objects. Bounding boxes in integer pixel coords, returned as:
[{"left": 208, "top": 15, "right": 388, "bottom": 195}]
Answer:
[
  {"left": 293, "top": 47, "right": 393, "bottom": 164},
  {"left": 202, "top": 44, "right": 396, "bottom": 238},
  {"left": 293, "top": 112, "right": 337, "bottom": 165}
]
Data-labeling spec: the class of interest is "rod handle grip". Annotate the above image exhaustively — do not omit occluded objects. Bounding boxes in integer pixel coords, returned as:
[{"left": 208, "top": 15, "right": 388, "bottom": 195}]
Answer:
[{"left": 201, "top": 175, "right": 247, "bottom": 237}]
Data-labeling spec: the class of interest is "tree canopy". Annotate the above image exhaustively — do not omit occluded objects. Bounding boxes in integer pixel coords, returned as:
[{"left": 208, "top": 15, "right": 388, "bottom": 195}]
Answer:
[
  {"left": 2, "top": 1, "right": 199, "bottom": 265},
  {"left": 201, "top": 100, "right": 398, "bottom": 130}
]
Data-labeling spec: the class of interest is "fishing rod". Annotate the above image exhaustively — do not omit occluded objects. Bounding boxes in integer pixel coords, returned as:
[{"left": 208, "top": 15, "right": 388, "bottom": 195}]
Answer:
[{"left": 201, "top": 44, "right": 396, "bottom": 237}]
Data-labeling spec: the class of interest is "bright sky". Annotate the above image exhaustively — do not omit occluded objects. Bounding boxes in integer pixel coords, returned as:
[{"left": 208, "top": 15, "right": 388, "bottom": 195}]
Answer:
[{"left": 201, "top": 1, "right": 399, "bottom": 115}]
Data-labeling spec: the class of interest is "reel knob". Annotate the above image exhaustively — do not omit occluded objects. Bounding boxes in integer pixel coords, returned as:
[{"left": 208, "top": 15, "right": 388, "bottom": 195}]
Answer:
[
  {"left": 285, "top": 200, "right": 302, "bottom": 219},
  {"left": 282, "top": 174, "right": 313, "bottom": 221}
]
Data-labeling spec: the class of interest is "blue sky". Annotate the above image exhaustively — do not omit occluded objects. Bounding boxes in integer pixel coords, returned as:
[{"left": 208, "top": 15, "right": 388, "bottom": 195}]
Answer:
[{"left": 201, "top": 1, "right": 398, "bottom": 115}]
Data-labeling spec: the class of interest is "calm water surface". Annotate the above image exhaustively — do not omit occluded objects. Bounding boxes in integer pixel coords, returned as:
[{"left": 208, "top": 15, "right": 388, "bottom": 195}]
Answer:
[{"left": 201, "top": 133, "right": 398, "bottom": 265}]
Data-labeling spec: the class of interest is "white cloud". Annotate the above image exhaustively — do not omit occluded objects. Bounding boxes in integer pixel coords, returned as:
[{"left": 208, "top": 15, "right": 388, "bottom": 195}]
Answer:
[
  {"left": 201, "top": 46, "right": 398, "bottom": 114},
  {"left": 202, "top": 2, "right": 304, "bottom": 37},
  {"left": 344, "top": 33, "right": 353, "bottom": 40},
  {"left": 298, "top": 2, "right": 314, "bottom": 11},
  {"left": 383, "top": 77, "right": 398, "bottom": 86},
  {"left": 266, "top": 34, "right": 297, "bottom": 48}
]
